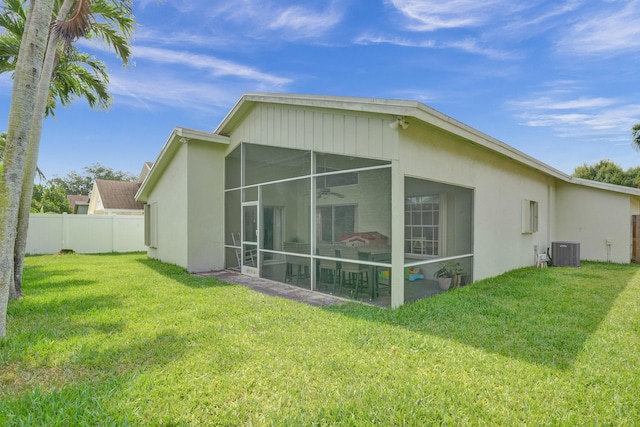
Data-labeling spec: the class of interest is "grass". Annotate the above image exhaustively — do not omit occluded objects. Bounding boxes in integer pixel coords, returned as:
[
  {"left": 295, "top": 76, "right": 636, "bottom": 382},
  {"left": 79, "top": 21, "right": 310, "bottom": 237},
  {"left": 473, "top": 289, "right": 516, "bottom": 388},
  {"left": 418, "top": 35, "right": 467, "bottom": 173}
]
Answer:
[{"left": 1, "top": 253, "right": 639, "bottom": 426}]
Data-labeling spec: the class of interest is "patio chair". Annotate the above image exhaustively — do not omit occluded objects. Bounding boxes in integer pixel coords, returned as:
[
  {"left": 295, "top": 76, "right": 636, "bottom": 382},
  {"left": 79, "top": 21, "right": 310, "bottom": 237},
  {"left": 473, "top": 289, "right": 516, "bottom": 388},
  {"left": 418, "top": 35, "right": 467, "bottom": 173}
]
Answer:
[
  {"left": 231, "top": 232, "right": 257, "bottom": 268},
  {"left": 317, "top": 245, "right": 340, "bottom": 294},
  {"left": 336, "top": 246, "right": 369, "bottom": 299},
  {"left": 284, "top": 242, "right": 310, "bottom": 285}
]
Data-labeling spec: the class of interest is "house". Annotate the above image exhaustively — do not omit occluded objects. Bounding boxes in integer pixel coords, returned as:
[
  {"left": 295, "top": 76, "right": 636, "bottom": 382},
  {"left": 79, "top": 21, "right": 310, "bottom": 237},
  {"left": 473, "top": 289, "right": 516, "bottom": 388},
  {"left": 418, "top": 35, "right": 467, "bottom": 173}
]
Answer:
[
  {"left": 67, "top": 195, "right": 90, "bottom": 214},
  {"left": 135, "top": 93, "right": 640, "bottom": 307},
  {"left": 86, "top": 163, "right": 153, "bottom": 216},
  {"left": 88, "top": 180, "right": 144, "bottom": 215}
]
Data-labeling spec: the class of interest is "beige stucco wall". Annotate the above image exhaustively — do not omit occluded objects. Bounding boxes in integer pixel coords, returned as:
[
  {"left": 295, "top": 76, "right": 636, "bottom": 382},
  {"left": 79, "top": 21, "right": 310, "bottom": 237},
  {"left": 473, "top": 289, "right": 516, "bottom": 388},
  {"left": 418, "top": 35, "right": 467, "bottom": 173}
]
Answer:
[
  {"left": 398, "top": 122, "right": 554, "bottom": 281},
  {"left": 87, "top": 181, "right": 102, "bottom": 215},
  {"left": 186, "top": 140, "right": 226, "bottom": 272},
  {"left": 555, "top": 182, "right": 635, "bottom": 263},
  {"left": 146, "top": 141, "right": 189, "bottom": 268}
]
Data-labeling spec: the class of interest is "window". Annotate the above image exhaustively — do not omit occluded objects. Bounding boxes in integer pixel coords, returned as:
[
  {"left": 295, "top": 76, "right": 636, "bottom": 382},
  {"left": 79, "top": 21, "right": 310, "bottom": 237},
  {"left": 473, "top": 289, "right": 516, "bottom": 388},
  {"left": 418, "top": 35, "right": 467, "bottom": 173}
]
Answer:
[
  {"left": 316, "top": 166, "right": 358, "bottom": 189},
  {"left": 522, "top": 199, "right": 539, "bottom": 234},
  {"left": 144, "top": 202, "right": 158, "bottom": 248},
  {"left": 316, "top": 205, "right": 357, "bottom": 242},
  {"left": 405, "top": 195, "right": 440, "bottom": 256}
]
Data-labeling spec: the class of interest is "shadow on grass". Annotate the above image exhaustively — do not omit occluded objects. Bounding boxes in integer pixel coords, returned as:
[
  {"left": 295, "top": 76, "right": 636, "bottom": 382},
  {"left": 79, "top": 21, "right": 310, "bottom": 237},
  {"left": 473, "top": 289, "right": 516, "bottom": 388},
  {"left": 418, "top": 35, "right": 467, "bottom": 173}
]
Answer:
[
  {"left": 0, "top": 330, "right": 190, "bottom": 426},
  {"left": 326, "top": 262, "right": 636, "bottom": 370},
  {"left": 136, "top": 257, "right": 233, "bottom": 289},
  {"left": 6, "top": 293, "right": 125, "bottom": 344}
]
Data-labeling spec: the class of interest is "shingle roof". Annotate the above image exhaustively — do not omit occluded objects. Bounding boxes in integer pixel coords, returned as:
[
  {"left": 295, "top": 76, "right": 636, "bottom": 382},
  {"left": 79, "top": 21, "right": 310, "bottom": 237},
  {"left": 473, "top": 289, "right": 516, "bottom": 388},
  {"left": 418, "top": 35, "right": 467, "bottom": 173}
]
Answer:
[
  {"left": 95, "top": 180, "right": 144, "bottom": 210},
  {"left": 67, "top": 194, "right": 90, "bottom": 209}
]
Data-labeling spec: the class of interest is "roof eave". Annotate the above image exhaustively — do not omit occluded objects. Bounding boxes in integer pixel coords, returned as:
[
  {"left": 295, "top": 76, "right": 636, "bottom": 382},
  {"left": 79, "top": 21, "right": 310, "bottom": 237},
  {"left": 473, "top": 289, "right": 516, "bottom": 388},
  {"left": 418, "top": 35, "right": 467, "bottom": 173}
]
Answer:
[
  {"left": 570, "top": 177, "right": 640, "bottom": 196},
  {"left": 215, "top": 93, "right": 569, "bottom": 180},
  {"left": 136, "top": 127, "right": 230, "bottom": 202},
  {"left": 214, "top": 93, "right": 640, "bottom": 197}
]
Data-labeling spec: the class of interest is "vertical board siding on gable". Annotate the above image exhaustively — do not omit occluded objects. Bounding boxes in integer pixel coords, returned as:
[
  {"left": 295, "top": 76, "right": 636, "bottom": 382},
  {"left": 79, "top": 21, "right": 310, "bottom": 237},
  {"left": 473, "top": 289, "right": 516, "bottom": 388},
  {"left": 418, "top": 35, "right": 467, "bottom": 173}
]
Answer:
[
  {"left": 313, "top": 112, "right": 325, "bottom": 151},
  {"left": 233, "top": 104, "right": 397, "bottom": 160},
  {"left": 332, "top": 113, "right": 343, "bottom": 153}
]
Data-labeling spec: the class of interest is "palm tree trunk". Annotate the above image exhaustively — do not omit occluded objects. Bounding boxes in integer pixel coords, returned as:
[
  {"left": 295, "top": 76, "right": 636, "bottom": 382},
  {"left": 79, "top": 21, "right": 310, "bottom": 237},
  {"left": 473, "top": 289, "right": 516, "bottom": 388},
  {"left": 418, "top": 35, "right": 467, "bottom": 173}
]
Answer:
[
  {"left": 12, "top": 0, "right": 76, "bottom": 301},
  {"left": 0, "top": 0, "right": 55, "bottom": 338}
]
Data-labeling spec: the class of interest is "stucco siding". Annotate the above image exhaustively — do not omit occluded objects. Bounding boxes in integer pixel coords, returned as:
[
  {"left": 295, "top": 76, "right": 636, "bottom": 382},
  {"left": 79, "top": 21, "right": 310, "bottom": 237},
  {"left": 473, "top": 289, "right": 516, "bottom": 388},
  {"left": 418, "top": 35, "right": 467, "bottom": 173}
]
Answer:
[
  {"left": 399, "top": 122, "right": 553, "bottom": 281},
  {"left": 556, "top": 182, "right": 632, "bottom": 263},
  {"left": 146, "top": 143, "right": 189, "bottom": 268},
  {"left": 187, "top": 141, "right": 226, "bottom": 272},
  {"left": 230, "top": 104, "right": 398, "bottom": 160}
]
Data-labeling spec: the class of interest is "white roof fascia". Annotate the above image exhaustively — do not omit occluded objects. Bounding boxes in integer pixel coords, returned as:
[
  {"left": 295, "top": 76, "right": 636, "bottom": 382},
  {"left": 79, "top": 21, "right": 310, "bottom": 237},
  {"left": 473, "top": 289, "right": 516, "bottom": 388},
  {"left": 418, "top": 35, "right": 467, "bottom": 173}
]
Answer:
[
  {"left": 214, "top": 93, "right": 640, "bottom": 198},
  {"left": 215, "top": 93, "right": 567, "bottom": 179},
  {"left": 136, "top": 127, "right": 230, "bottom": 202},
  {"left": 570, "top": 177, "right": 640, "bottom": 196}
]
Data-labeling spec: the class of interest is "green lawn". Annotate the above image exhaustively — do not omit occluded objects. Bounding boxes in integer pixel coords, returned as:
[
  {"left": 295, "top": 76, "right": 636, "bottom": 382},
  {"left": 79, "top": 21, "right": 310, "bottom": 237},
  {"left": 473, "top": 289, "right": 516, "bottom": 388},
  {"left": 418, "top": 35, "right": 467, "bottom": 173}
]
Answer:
[{"left": 1, "top": 253, "right": 639, "bottom": 426}]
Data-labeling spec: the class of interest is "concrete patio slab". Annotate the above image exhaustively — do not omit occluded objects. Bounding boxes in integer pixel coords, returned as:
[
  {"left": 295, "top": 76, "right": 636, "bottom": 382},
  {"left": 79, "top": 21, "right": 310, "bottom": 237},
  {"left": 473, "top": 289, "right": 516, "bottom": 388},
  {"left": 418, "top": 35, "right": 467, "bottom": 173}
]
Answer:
[{"left": 193, "top": 270, "right": 348, "bottom": 307}]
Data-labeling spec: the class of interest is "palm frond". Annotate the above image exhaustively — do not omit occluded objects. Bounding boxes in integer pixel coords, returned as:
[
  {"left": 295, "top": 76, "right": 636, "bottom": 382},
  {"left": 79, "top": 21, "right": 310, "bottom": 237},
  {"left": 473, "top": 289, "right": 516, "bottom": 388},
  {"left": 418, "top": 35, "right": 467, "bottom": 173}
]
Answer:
[
  {"left": 0, "top": 0, "right": 27, "bottom": 35},
  {"left": 88, "top": 22, "right": 131, "bottom": 64},
  {"left": 47, "top": 48, "right": 111, "bottom": 115},
  {"left": 52, "top": 0, "right": 93, "bottom": 42},
  {"left": 0, "top": 33, "right": 20, "bottom": 72},
  {"left": 1, "top": 0, "right": 133, "bottom": 116}
]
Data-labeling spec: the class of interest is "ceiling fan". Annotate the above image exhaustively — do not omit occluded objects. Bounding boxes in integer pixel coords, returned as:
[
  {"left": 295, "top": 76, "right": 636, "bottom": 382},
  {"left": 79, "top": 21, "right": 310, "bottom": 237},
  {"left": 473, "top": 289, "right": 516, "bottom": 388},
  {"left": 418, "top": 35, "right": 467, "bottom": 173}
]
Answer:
[{"left": 317, "top": 187, "right": 345, "bottom": 199}]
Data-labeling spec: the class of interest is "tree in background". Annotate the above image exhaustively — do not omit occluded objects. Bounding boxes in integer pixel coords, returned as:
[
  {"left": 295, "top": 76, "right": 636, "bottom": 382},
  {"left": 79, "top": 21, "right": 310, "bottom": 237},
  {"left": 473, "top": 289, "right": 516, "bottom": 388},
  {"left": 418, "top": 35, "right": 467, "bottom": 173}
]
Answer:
[
  {"left": 572, "top": 159, "right": 640, "bottom": 188},
  {"left": 31, "top": 183, "right": 71, "bottom": 213},
  {"left": 633, "top": 123, "right": 640, "bottom": 151},
  {"left": 49, "top": 163, "right": 137, "bottom": 196}
]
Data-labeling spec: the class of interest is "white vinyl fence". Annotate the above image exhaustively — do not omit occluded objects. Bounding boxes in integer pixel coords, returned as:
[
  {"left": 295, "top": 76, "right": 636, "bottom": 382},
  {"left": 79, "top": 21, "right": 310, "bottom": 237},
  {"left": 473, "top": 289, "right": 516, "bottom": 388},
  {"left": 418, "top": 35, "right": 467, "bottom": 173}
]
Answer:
[{"left": 26, "top": 213, "right": 146, "bottom": 255}]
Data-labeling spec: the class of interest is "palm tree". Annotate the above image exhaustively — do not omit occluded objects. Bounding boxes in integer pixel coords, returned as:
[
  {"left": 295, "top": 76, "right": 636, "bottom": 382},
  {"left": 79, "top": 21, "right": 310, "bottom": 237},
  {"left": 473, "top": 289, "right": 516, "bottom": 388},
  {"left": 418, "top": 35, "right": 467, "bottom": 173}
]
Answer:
[
  {"left": 0, "top": 0, "right": 134, "bottom": 318},
  {"left": 0, "top": 0, "right": 129, "bottom": 116},
  {"left": 633, "top": 123, "right": 640, "bottom": 151},
  {"left": 0, "top": 0, "right": 55, "bottom": 338}
]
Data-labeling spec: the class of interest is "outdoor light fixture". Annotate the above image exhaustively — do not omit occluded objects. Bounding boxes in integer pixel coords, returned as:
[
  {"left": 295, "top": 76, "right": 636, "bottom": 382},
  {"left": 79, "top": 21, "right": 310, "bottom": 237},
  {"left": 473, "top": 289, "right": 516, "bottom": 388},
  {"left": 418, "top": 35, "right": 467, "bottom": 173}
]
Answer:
[{"left": 389, "top": 116, "right": 410, "bottom": 130}]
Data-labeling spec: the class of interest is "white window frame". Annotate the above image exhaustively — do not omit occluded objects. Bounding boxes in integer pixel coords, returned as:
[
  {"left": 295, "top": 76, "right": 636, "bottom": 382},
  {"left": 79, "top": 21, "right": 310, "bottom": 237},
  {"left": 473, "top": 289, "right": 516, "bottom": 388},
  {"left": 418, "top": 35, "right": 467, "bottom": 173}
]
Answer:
[
  {"left": 144, "top": 202, "right": 158, "bottom": 248},
  {"left": 522, "top": 199, "right": 539, "bottom": 234},
  {"left": 405, "top": 194, "right": 444, "bottom": 257}
]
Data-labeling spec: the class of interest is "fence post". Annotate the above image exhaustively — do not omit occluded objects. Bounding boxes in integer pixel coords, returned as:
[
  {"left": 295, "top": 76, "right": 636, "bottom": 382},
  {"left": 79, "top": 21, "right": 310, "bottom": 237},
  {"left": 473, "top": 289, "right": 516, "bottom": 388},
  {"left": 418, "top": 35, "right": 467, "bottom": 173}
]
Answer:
[
  {"left": 111, "top": 215, "right": 116, "bottom": 252},
  {"left": 61, "top": 213, "right": 68, "bottom": 250}
]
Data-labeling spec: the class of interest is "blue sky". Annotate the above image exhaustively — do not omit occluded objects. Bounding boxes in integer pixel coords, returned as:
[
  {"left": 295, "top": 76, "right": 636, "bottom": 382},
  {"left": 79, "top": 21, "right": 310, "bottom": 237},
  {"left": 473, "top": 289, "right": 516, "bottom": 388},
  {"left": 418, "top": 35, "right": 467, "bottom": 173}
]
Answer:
[{"left": 2, "top": 0, "right": 640, "bottom": 179}]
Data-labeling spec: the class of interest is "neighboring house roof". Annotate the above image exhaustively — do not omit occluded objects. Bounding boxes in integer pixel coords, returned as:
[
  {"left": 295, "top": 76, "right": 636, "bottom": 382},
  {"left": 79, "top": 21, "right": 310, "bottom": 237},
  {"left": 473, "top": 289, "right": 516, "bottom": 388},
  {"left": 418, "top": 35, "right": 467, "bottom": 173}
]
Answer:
[
  {"left": 138, "top": 161, "right": 154, "bottom": 183},
  {"left": 94, "top": 179, "right": 144, "bottom": 210},
  {"left": 67, "top": 194, "right": 90, "bottom": 210}
]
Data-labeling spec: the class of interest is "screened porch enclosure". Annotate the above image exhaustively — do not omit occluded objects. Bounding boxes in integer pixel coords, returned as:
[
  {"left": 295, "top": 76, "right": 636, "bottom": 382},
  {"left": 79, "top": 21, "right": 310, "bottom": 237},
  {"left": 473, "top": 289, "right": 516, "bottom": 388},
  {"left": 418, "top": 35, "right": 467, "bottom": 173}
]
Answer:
[
  {"left": 224, "top": 143, "right": 473, "bottom": 307},
  {"left": 402, "top": 177, "right": 474, "bottom": 304}
]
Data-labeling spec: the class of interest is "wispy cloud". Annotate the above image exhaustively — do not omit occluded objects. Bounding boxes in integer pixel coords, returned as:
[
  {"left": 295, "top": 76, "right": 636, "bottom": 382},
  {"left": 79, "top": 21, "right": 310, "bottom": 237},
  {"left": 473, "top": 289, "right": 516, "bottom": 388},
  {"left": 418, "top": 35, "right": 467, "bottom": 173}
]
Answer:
[
  {"left": 133, "top": 28, "right": 239, "bottom": 50},
  {"left": 500, "top": 1, "right": 581, "bottom": 34},
  {"left": 509, "top": 89, "right": 640, "bottom": 140},
  {"left": 268, "top": 4, "right": 343, "bottom": 39},
  {"left": 387, "top": 0, "right": 517, "bottom": 31},
  {"left": 557, "top": 0, "right": 640, "bottom": 55},
  {"left": 354, "top": 33, "right": 511, "bottom": 59},
  {"left": 354, "top": 34, "right": 436, "bottom": 48},
  {"left": 443, "top": 38, "right": 513, "bottom": 59},
  {"left": 152, "top": 0, "right": 345, "bottom": 41},
  {"left": 513, "top": 97, "right": 618, "bottom": 111},
  {"left": 99, "top": 44, "right": 293, "bottom": 114},
  {"left": 132, "top": 46, "right": 291, "bottom": 87},
  {"left": 108, "top": 72, "right": 245, "bottom": 115}
]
